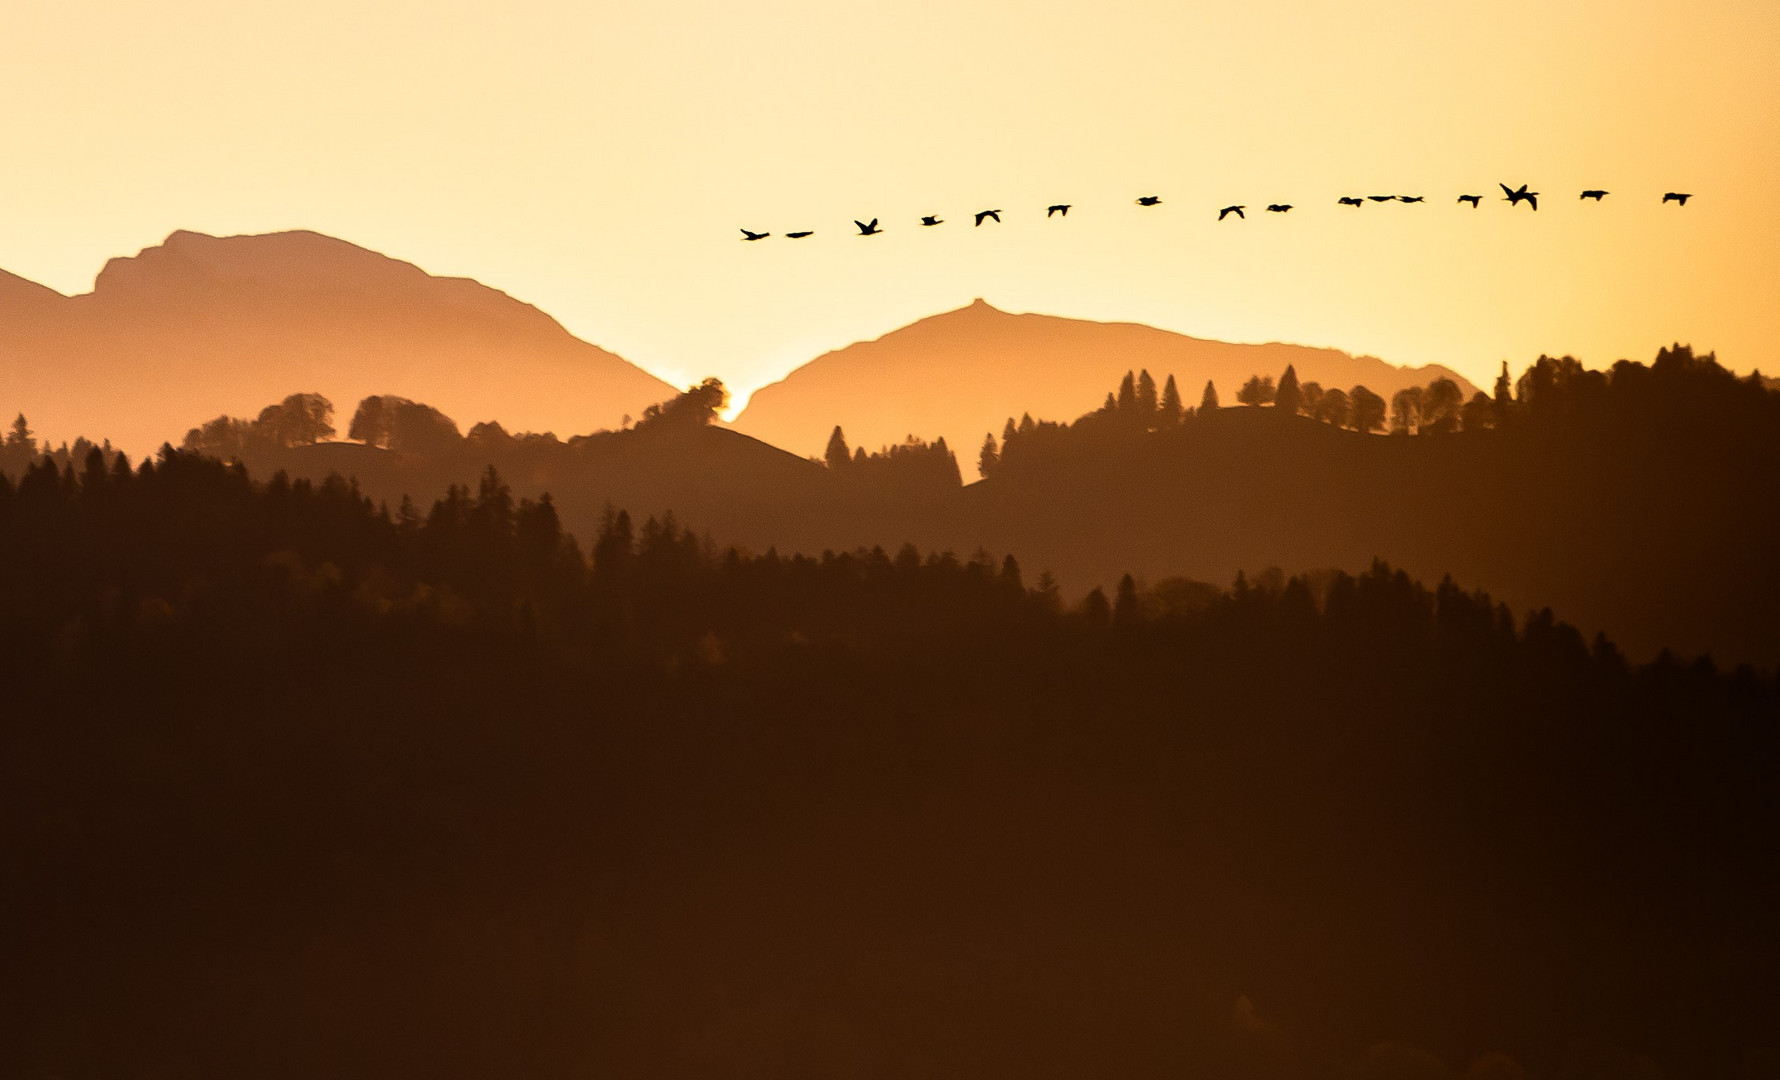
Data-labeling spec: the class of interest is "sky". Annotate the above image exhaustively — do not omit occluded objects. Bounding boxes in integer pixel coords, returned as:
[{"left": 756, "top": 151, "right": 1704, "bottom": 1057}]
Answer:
[{"left": 2, "top": 0, "right": 1776, "bottom": 414}]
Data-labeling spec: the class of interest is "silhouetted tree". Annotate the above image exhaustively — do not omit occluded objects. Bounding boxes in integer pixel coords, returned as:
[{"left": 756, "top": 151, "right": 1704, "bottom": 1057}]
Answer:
[
  {"left": 1460, "top": 391, "right": 1493, "bottom": 431},
  {"left": 1274, "top": 365, "right": 1304, "bottom": 415},
  {"left": 1492, "top": 360, "right": 1515, "bottom": 426},
  {"left": 1314, "top": 388, "right": 1351, "bottom": 428},
  {"left": 1390, "top": 386, "right": 1423, "bottom": 434},
  {"left": 1116, "top": 371, "right": 1138, "bottom": 413},
  {"left": 1349, "top": 386, "right": 1386, "bottom": 433},
  {"left": 1420, "top": 377, "right": 1464, "bottom": 434},
  {"left": 1113, "top": 573, "right": 1140, "bottom": 629},
  {"left": 825, "top": 426, "right": 851, "bottom": 469},
  {"left": 6, "top": 413, "right": 34, "bottom": 455},
  {"left": 1136, "top": 370, "right": 1159, "bottom": 417},
  {"left": 638, "top": 378, "right": 728, "bottom": 431},
  {"left": 1300, "top": 380, "right": 1324, "bottom": 417},
  {"left": 1159, "top": 374, "right": 1183, "bottom": 426},
  {"left": 1200, "top": 380, "right": 1220, "bottom": 415},
  {"left": 1237, "top": 375, "right": 1275, "bottom": 407},
  {"left": 978, "top": 433, "right": 999, "bottom": 479},
  {"left": 257, "top": 393, "right": 336, "bottom": 447}
]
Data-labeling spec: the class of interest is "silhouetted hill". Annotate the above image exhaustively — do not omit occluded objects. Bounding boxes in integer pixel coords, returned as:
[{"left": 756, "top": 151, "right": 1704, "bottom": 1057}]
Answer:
[
  {"left": 0, "top": 230, "right": 676, "bottom": 453},
  {"left": 4, "top": 452, "right": 1776, "bottom": 1079},
  {"left": 732, "top": 298, "right": 1478, "bottom": 457}
]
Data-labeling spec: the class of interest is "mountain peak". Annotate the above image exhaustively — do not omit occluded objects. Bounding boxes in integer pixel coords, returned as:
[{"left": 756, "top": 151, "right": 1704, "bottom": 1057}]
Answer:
[{"left": 92, "top": 229, "right": 435, "bottom": 297}]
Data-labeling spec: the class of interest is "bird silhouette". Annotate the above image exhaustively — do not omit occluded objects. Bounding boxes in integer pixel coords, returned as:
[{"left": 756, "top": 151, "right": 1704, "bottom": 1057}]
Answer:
[
  {"left": 1266, "top": 203, "right": 1293, "bottom": 213},
  {"left": 1580, "top": 190, "right": 1609, "bottom": 201},
  {"left": 1338, "top": 196, "right": 1364, "bottom": 207},
  {"left": 1136, "top": 195, "right": 1162, "bottom": 206},
  {"left": 1457, "top": 194, "right": 1482, "bottom": 207},
  {"left": 1397, "top": 195, "right": 1425, "bottom": 203},
  {"left": 785, "top": 231, "right": 813, "bottom": 239},
  {"left": 1662, "top": 192, "right": 1693, "bottom": 206},
  {"left": 974, "top": 209, "right": 1002, "bottom": 226},
  {"left": 920, "top": 215, "right": 943, "bottom": 226},
  {"left": 1500, "top": 182, "right": 1539, "bottom": 211},
  {"left": 1047, "top": 204, "right": 1071, "bottom": 217},
  {"left": 1367, "top": 195, "right": 1395, "bottom": 203},
  {"left": 855, "top": 218, "right": 882, "bottom": 235},
  {"left": 1218, "top": 205, "right": 1246, "bottom": 220},
  {"left": 740, "top": 228, "right": 770, "bottom": 241}
]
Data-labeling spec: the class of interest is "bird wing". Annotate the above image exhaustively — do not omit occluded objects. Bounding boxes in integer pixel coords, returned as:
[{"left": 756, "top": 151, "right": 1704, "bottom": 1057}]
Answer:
[
  {"left": 1526, "top": 194, "right": 1537, "bottom": 211},
  {"left": 1500, "top": 183, "right": 1515, "bottom": 197}
]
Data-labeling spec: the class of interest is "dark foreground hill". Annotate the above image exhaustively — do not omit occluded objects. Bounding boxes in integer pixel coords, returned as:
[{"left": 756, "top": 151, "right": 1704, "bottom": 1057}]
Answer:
[
  {"left": 2, "top": 450, "right": 1776, "bottom": 1079},
  {"left": 0, "top": 230, "right": 676, "bottom": 454},
  {"left": 731, "top": 298, "right": 1477, "bottom": 458}
]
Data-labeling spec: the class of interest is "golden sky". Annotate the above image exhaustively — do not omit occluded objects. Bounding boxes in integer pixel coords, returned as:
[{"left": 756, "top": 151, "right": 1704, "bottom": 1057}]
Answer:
[{"left": 3, "top": 0, "right": 1776, "bottom": 414}]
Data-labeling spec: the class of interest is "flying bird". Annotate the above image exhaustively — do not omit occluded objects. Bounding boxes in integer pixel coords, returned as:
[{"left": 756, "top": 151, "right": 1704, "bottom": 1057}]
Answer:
[
  {"left": 1662, "top": 192, "right": 1693, "bottom": 206},
  {"left": 1047, "top": 204, "right": 1071, "bottom": 217},
  {"left": 1580, "top": 190, "right": 1609, "bottom": 201},
  {"left": 1218, "top": 205, "right": 1246, "bottom": 220},
  {"left": 1367, "top": 195, "right": 1395, "bottom": 203},
  {"left": 785, "top": 231, "right": 813, "bottom": 239},
  {"left": 1500, "top": 182, "right": 1538, "bottom": 211},
  {"left": 855, "top": 218, "right": 882, "bottom": 235},
  {"left": 740, "top": 228, "right": 769, "bottom": 241},
  {"left": 1457, "top": 194, "right": 1482, "bottom": 207},
  {"left": 920, "top": 215, "right": 943, "bottom": 226},
  {"left": 1338, "top": 196, "right": 1364, "bottom": 207},
  {"left": 1136, "top": 195, "right": 1162, "bottom": 206},
  {"left": 1397, "top": 195, "right": 1425, "bottom": 203},
  {"left": 974, "top": 209, "right": 1002, "bottom": 226},
  {"left": 1266, "top": 204, "right": 1293, "bottom": 213}
]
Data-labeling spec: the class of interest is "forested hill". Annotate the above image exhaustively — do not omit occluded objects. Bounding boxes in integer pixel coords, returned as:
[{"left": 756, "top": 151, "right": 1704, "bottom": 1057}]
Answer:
[
  {"left": 5, "top": 344, "right": 1775, "bottom": 663},
  {"left": 2, "top": 445, "right": 1776, "bottom": 1078}
]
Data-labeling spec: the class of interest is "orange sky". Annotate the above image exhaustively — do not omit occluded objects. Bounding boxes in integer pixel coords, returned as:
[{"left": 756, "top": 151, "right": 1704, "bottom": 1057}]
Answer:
[{"left": 2, "top": 0, "right": 1775, "bottom": 415}]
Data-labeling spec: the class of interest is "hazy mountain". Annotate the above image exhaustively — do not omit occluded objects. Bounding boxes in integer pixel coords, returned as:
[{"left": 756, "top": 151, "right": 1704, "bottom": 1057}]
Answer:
[
  {"left": 0, "top": 230, "right": 676, "bottom": 454},
  {"left": 731, "top": 298, "right": 1481, "bottom": 457}
]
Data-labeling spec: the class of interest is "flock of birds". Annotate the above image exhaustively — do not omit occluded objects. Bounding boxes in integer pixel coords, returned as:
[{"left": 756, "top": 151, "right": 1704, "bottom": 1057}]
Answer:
[{"left": 739, "top": 182, "right": 1696, "bottom": 239}]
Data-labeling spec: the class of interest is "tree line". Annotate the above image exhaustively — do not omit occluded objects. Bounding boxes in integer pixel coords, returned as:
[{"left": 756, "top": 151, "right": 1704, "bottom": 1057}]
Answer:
[{"left": 976, "top": 343, "right": 1776, "bottom": 477}]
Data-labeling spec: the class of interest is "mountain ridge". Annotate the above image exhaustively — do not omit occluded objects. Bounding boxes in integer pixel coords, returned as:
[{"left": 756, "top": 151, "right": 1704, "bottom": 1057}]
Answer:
[
  {"left": 0, "top": 230, "right": 677, "bottom": 454},
  {"left": 732, "top": 298, "right": 1481, "bottom": 458}
]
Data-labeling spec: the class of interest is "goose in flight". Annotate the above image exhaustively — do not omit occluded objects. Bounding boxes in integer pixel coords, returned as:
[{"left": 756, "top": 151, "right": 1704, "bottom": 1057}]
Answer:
[
  {"left": 1500, "top": 182, "right": 1538, "bottom": 211},
  {"left": 1047, "top": 204, "right": 1071, "bottom": 217},
  {"left": 785, "top": 231, "right": 813, "bottom": 239},
  {"left": 920, "top": 215, "right": 943, "bottom": 226},
  {"left": 974, "top": 209, "right": 1002, "bottom": 226},
  {"left": 1457, "top": 194, "right": 1482, "bottom": 207},
  {"left": 1136, "top": 195, "right": 1162, "bottom": 206},
  {"left": 1580, "top": 189, "right": 1608, "bottom": 201},
  {"left": 1338, "top": 196, "right": 1364, "bottom": 207},
  {"left": 1266, "top": 204, "right": 1293, "bottom": 213},
  {"left": 855, "top": 218, "right": 882, "bottom": 235},
  {"left": 1397, "top": 195, "right": 1425, "bottom": 203},
  {"left": 740, "top": 228, "right": 770, "bottom": 241},
  {"left": 1218, "top": 205, "right": 1246, "bottom": 220},
  {"left": 1662, "top": 192, "right": 1692, "bottom": 206},
  {"left": 1366, "top": 195, "right": 1395, "bottom": 203}
]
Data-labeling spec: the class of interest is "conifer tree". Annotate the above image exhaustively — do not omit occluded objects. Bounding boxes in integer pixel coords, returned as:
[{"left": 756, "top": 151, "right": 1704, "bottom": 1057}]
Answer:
[
  {"left": 1274, "top": 365, "right": 1304, "bottom": 415},
  {"left": 1159, "top": 375, "right": 1183, "bottom": 426},
  {"left": 1136, "top": 370, "right": 1159, "bottom": 416},
  {"left": 824, "top": 425, "right": 851, "bottom": 469},
  {"left": 978, "top": 433, "right": 999, "bottom": 479},
  {"left": 1200, "top": 380, "right": 1220, "bottom": 415}
]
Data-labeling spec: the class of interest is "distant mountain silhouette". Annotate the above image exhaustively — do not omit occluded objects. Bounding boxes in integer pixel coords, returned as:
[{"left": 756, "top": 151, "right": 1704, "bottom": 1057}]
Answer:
[
  {"left": 731, "top": 299, "right": 1478, "bottom": 457},
  {"left": 0, "top": 230, "right": 676, "bottom": 454}
]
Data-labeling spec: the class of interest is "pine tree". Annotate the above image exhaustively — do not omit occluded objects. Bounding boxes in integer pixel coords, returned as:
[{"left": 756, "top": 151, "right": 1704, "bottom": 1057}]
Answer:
[
  {"left": 1200, "top": 380, "right": 1220, "bottom": 415},
  {"left": 1159, "top": 374, "right": 1183, "bottom": 426},
  {"left": 1136, "top": 370, "right": 1159, "bottom": 416},
  {"left": 1116, "top": 371, "right": 1137, "bottom": 412},
  {"left": 977, "top": 433, "right": 999, "bottom": 479},
  {"left": 824, "top": 426, "right": 851, "bottom": 469},
  {"left": 1112, "top": 573, "right": 1140, "bottom": 629}
]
